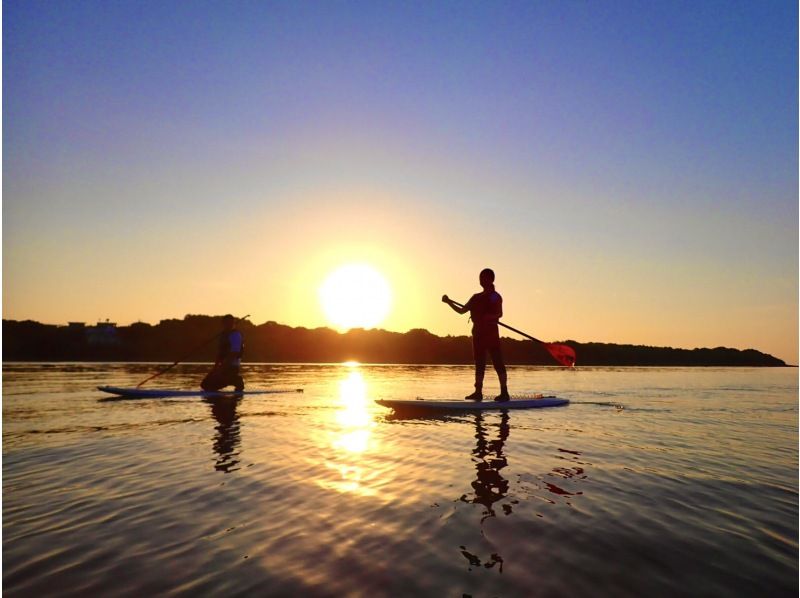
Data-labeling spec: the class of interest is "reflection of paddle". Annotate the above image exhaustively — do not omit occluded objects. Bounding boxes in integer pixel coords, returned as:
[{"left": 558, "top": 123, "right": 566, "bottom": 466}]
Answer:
[
  {"left": 135, "top": 314, "right": 250, "bottom": 388},
  {"left": 448, "top": 300, "right": 576, "bottom": 367}
]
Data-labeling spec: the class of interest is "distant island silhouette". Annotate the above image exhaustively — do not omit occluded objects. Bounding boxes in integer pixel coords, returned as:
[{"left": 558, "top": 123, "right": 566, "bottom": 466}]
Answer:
[{"left": 2, "top": 315, "right": 787, "bottom": 366}]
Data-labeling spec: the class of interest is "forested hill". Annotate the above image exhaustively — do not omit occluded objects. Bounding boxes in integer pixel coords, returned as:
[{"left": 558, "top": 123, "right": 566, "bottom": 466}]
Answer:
[{"left": 2, "top": 316, "right": 788, "bottom": 366}]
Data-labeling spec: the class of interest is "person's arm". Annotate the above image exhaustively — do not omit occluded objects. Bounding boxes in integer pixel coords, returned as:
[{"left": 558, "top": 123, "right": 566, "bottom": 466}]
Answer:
[
  {"left": 442, "top": 294, "right": 470, "bottom": 315},
  {"left": 215, "top": 335, "right": 228, "bottom": 366}
]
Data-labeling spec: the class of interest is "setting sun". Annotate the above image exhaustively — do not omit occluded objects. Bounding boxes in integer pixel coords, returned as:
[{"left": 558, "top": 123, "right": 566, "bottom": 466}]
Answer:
[{"left": 319, "top": 264, "right": 392, "bottom": 330}]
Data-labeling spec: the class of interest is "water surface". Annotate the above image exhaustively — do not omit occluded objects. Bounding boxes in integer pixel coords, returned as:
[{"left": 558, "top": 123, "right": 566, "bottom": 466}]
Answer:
[{"left": 3, "top": 363, "right": 798, "bottom": 596}]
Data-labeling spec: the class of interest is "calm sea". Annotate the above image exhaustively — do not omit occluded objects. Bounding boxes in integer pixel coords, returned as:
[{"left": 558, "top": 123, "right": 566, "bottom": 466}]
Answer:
[{"left": 3, "top": 363, "right": 797, "bottom": 597}]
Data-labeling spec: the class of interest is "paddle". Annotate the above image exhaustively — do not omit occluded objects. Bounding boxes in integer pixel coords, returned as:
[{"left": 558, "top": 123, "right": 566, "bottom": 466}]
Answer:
[
  {"left": 135, "top": 314, "right": 250, "bottom": 388},
  {"left": 446, "top": 300, "right": 576, "bottom": 367}
]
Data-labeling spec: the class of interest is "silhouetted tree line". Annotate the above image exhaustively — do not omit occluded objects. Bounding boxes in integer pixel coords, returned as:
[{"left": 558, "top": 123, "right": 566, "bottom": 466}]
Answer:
[{"left": 2, "top": 316, "right": 787, "bottom": 366}]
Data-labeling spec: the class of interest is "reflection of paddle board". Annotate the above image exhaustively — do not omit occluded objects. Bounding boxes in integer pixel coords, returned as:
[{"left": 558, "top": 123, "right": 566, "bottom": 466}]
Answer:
[
  {"left": 375, "top": 396, "right": 569, "bottom": 411},
  {"left": 97, "top": 386, "right": 302, "bottom": 399}
]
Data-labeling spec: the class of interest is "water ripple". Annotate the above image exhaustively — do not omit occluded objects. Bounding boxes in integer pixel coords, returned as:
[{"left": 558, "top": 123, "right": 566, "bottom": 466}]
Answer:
[{"left": 3, "top": 363, "right": 798, "bottom": 597}]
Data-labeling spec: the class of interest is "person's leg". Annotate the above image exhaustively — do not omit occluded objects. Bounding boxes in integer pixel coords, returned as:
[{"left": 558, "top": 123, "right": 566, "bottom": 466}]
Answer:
[
  {"left": 219, "top": 366, "right": 244, "bottom": 392},
  {"left": 232, "top": 367, "right": 244, "bottom": 392},
  {"left": 201, "top": 368, "right": 224, "bottom": 391},
  {"left": 489, "top": 345, "right": 509, "bottom": 401},
  {"left": 467, "top": 336, "right": 486, "bottom": 401}
]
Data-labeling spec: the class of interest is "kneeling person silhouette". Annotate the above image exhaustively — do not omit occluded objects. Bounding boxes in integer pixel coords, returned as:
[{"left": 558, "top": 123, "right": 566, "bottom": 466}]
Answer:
[{"left": 201, "top": 314, "right": 245, "bottom": 392}]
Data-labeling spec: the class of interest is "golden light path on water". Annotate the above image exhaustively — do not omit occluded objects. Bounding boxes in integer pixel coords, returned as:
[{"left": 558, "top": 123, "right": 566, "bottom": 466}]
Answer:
[{"left": 317, "top": 363, "right": 379, "bottom": 497}]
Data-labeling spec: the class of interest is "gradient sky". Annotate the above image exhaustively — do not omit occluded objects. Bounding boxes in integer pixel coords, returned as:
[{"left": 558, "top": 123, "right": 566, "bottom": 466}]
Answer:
[{"left": 4, "top": 1, "right": 798, "bottom": 363}]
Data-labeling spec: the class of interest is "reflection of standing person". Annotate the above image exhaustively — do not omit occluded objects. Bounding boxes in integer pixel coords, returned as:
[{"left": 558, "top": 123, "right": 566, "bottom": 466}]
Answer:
[
  {"left": 467, "top": 412, "right": 511, "bottom": 518},
  {"left": 443, "top": 268, "right": 509, "bottom": 401},
  {"left": 206, "top": 397, "right": 241, "bottom": 473},
  {"left": 457, "top": 412, "right": 510, "bottom": 573},
  {"left": 201, "top": 314, "right": 245, "bottom": 391}
]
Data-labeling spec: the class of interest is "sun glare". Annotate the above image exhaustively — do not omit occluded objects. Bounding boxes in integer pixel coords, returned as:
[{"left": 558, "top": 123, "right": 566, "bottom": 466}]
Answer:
[{"left": 319, "top": 264, "right": 392, "bottom": 330}]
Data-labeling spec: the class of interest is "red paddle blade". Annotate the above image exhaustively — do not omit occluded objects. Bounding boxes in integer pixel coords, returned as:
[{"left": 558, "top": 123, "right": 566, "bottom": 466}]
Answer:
[{"left": 544, "top": 343, "right": 576, "bottom": 367}]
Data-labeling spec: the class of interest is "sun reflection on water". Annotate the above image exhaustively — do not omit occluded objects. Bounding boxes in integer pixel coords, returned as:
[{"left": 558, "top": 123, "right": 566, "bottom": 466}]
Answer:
[
  {"left": 335, "top": 369, "right": 373, "bottom": 440},
  {"left": 316, "top": 366, "right": 381, "bottom": 496}
]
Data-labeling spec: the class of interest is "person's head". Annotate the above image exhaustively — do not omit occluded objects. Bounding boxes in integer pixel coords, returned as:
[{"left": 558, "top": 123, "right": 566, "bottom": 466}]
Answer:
[
  {"left": 222, "top": 314, "right": 235, "bottom": 331},
  {"left": 479, "top": 268, "right": 495, "bottom": 289}
]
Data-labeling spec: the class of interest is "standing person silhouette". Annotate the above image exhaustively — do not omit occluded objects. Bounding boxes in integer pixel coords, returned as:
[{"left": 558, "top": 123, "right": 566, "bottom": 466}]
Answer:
[
  {"left": 443, "top": 268, "right": 510, "bottom": 402},
  {"left": 201, "top": 314, "right": 245, "bottom": 392}
]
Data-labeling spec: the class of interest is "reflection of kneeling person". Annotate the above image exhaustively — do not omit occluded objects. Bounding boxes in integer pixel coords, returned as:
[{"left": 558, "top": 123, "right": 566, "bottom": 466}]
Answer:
[{"left": 201, "top": 315, "right": 245, "bottom": 392}]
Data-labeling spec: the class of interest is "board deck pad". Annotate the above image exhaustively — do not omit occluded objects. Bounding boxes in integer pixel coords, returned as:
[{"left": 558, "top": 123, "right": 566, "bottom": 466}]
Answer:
[
  {"left": 98, "top": 386, "right": 302, "bottom": 399},
  {"left": 375, "top": 395, "right": 569, "bottom": 411}
]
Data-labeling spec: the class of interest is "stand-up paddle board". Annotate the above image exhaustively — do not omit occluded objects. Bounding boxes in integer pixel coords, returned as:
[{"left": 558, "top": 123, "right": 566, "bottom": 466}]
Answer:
[
  {"left": 376, "top": 395, "right": 568, "bottom": 411},
  {"left": 98, "top": 386, "right": 303, "bottom": 399}
]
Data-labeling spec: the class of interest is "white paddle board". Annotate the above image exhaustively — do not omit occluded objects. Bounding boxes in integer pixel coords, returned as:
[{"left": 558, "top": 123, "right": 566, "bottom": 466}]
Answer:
[
  {"left": 98, "top": 386, "right": 302, "bottom": 399},
  {"left": 376, "top": 395, "right": 568, "bottom": 411}
]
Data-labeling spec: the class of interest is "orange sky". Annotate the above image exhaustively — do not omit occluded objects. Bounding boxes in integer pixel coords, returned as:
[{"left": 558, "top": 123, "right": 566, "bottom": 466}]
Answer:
[{"left": 4, "top": 186, "right": 797, "bottom": 363}]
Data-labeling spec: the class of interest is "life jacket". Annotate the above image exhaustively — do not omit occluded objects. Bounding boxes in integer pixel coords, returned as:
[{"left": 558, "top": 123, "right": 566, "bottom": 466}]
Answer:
[
  {"left": 220, "top": 330, "right": 244, "bottom": 366},
  {"left": 468, "top": 290, "right": 502, "bottom": 338}
]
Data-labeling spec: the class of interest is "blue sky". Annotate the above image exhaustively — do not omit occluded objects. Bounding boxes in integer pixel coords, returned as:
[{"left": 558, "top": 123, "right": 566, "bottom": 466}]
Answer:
[{"left": 3, "top": 1, "right": 798, "bottom": 362}]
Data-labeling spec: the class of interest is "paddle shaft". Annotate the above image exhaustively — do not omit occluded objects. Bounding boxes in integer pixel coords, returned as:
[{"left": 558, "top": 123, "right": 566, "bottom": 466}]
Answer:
[
  {"left": 449, "top": 300, "right": 544, "bottom": 344},
  {"left": 136, "top": 314, "right": 250, "bottom": 387}
]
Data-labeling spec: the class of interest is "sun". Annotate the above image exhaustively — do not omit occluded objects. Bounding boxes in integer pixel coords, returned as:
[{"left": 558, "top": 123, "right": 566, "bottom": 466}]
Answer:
[{"left": 319, "top": 264, "right": 392, "bottom": 329}]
